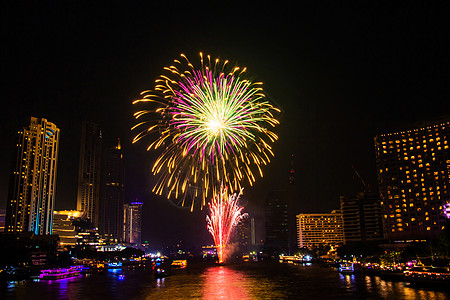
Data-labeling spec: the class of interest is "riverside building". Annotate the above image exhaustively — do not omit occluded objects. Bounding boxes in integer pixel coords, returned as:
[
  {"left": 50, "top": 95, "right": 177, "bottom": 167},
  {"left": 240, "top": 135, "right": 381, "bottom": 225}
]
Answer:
[
  {"left": 340, "top": 191, "right": 384, "bottom": 244},
  {"left": 296, "top": 210, "right": 344, "bottom": 249},
  {"left": 374, "top": 117, "right": 450, "bottom": 242}
]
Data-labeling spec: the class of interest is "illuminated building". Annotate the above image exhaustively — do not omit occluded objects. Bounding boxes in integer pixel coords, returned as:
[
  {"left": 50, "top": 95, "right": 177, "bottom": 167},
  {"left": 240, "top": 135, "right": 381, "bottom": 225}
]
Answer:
[
  {"left": 264, "top": 190, "right": 289, "bottom": 254},
  {"left": 123, "top": 201, "right": 143, "bottom": 244},
  {"left": 340, "top": 191, "right": 384, "bottom": 244},
  {"left": 6, "top": 117, "right": 60, "bottom": 235},
  {"left": 53, "top": 210, "right": 87, "bottom": 247},
  {"left": 0, "top": 209, "right": 5, "bottom": 232},
  {"left": 375, "top": 118, "right": 450, "bottom": 241},
  {"left": 77, "top": 121, "right": 102, "bottom": 228},
  {"left": 100, "top": 139, "right": 124, "bottom": 242},
  {"left": 296, "top": 211, "right": 344, "bottom": 249},
  {"left": 76, "top": 229, "right": 102, "bottom": 248},
  {"left": 235, "top": 216, "right": 251, "bottom": 254}
]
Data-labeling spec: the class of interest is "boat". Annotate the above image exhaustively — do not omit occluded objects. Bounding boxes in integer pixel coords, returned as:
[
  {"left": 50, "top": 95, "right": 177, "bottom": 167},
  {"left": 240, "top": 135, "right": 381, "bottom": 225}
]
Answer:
[
  {"left": 403, "top": 266, "right": 450, "bottom": 285},
  {"left": 153, "top": 266, "right": 167, "bottom": 278},
  {"left": 107, "top": 262, "right": 123, "bottom": 269},
  {"left": 339, "top": 263, "right": 355, "bottom": 275},
  {"left": 171, "top": 260, "right": 187, "bottom": 269},
  {"left": 79, "top": 261, "right": 106, "bottom": 274},
  {"left": 39, "top": 265, "right": 82, "bottom": 280},
  {"left": 152, "top": 257, "right": 169, "bottom": 277}
]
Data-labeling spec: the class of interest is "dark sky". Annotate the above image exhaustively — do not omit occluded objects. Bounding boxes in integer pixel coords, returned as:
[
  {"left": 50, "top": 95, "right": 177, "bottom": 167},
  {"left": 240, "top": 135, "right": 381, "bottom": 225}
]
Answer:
[{"left": 1, "top": 1, "right": 449, "bottom": 248}]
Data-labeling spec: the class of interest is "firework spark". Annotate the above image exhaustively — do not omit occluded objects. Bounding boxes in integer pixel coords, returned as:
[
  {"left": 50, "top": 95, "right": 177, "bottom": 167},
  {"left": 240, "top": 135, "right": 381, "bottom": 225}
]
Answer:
[
  {"left": 206, "top": 186, "right": 247, "bottom": 264},
  {"left": 132, "top": 53, "right": 280, "bottom": 210}
]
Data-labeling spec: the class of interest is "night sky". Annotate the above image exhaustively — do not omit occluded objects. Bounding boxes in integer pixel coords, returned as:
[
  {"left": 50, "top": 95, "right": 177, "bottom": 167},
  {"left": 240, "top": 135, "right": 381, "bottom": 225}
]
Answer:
[{"left": 1, "top": 2, "right": 449, "bottom": 248}]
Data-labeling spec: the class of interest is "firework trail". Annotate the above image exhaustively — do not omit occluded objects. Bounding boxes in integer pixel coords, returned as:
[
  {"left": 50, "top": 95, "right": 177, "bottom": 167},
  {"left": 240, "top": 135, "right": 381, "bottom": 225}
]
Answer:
[
  {"left": 206, "top": 186, "right": 247, "bottom": 264},
  {"left": 132, "top": 53, "right": 280, "bottom": 210}
]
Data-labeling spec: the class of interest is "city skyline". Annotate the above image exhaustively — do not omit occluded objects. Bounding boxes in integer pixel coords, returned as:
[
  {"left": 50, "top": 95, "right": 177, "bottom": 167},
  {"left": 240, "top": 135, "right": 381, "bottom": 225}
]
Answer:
[{"left": 1, "top": 2, "right": 449, "bottom": 247}]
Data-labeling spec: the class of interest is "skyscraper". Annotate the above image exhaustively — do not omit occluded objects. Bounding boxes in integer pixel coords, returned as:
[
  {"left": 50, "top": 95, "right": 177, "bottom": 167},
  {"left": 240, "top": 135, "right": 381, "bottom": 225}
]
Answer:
[
  {"left": 76, "top": 121, "right": 102, "bottom": 228},
  {"left": 264, "top": 189, "right": 289, "bottom": 254},
  {"left": 235, "top": 216, "right": 251, "bottom": 254},
  {"left": 101, "top": 139, "right": 124, "bottom": 242},
  {"left": 6, "top": 117, "right": 60, "bottom": 235},
  {"left": 375, "top": 117, "right": 450, "bottom": 241},
  {"left": 123, "top": 201, "right": 143, "bottom": 244}
]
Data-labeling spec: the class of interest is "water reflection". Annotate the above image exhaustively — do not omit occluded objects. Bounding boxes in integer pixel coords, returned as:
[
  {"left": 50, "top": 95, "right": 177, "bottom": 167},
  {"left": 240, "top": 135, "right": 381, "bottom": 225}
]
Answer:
[
  {"left": 156, "top": 277, "right": 165, "bottom": 289},
  {"left": 2, "top": 263, "right": 450, "bottom": 300},
  {"left": 339, "top": 273, "right": 356, "bottom": 291},
  {"left": 201, "top": 266, "right": 253, "bottom": 299}
]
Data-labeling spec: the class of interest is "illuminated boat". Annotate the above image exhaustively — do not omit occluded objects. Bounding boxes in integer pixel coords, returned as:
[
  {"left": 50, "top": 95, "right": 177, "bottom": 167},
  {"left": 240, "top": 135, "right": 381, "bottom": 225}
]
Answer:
[
  {"left": 152, "top": 257, "right": 168, "bottom": 277},
  {"left": 153, "top": 266, "right": 167, "bottom": 278},
  {"left": 339, "top": 263, "right": 355, "bottom": 275},
  {"left": 39, "top": 265, "right": 82, "bottom": 280},
  {"left": 171, "top": 260, "right": 187, "bottom": 269},
  {"left": 107, "top": 262, "right": 123, "bottom": 269},
  {"left": 403, "top": 266, "right": 450, "bottom": 285}
]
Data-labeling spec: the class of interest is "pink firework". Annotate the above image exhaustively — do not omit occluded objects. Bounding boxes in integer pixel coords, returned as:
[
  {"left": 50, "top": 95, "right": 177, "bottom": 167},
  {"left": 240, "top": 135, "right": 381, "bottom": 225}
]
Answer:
[{"left": 206, "top": 186, "right": 248, "bottom": 264}]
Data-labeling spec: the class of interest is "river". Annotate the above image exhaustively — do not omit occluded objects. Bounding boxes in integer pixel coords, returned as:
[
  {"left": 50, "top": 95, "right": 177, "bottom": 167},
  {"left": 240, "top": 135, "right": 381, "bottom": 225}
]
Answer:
[{"left": 1, "top": 261, "right": 449, "bottom": 299}]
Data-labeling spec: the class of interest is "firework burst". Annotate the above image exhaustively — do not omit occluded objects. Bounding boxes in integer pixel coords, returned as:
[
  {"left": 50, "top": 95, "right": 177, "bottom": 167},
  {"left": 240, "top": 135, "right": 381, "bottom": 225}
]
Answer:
[
  {"left": 132, "top": 53, "right": 280, "bottom": 210},
  {"left": 206, "top": 186, "right": 247, "bottom": 264}
]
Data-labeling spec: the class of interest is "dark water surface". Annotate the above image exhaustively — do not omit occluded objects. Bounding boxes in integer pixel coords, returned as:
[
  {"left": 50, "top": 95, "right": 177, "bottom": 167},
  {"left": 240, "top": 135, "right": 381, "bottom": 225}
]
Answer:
[{"left": 2, "top": 262, "right": 449, "bottom": 299}]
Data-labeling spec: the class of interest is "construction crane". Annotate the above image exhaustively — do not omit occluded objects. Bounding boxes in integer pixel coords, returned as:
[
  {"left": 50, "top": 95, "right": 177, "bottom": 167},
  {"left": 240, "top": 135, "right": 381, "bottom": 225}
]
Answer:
[{"left": 352, "top": 165, "right": 367, "bottom": 191}]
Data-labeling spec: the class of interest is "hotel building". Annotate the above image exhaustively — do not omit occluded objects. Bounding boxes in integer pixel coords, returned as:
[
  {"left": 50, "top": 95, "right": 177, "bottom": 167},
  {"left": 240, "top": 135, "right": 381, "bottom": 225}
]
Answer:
[
  {"left": 6, "top": 117, "right": 60, "bottom": 235},
  {"left": 297, "top": 211, "right": 344, "bottom": 249},
  {"left": 374, "top": 117, "right": 450, "bottom": 241}
]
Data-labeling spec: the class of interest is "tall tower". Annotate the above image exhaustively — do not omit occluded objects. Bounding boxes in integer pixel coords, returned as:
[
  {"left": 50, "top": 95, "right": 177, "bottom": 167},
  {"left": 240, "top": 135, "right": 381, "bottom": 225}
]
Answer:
[
  {"left": 77, "top": 121, "right": 102, "bottom": 228},
  {"left": 264, "top": 189, "right": 289, "bottom": 254},
  {"left": 123, "top": 201, "right": 143, "bottom": 244},
  {"left": 289, "top": 154, "right": 295, "bottom": 185},
  {"left": 101, "top": 139, "right": 124, "bottom": 242},
  {"left": 375, "top": 117, "right": 450, "bottom": 241},
  {"left": 6, "top": 117, "right": 60, "bottom": 235},
  {"left": 235, "top": 216, "right": 251, "bottom": 254}
]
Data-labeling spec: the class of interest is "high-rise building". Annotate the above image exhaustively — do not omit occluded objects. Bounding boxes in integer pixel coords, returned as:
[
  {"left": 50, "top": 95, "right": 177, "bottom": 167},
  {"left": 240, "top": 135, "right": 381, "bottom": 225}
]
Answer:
[
  {"left": 340, "top": 191, "right": 384, "bottom": 244},
  {"left": 101, "top": 139, "right": 124, "bottom": 242},
  {"left": 297, "top": 210, "right": 344, "bottom": 249},
  {"left": 264, "top": 189, "right": 289, "bottom": 254},
  {"left": 374, "top": 117, "right": 450, "bottom": 241},
  {"left": 6, "top": 117, "right": 60, "bottom": 235},
  {"left": 123, "top": 201, "right": 143, "bottom": 244},
  {"left": 77, "top": 121, "right": 102, "bottom": 228},
  {"left": 250, "top": 217, "right": 256, "bottom": 246},
  {"left": 235, "top": 216, "right": 251, "bottom": 254}
]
